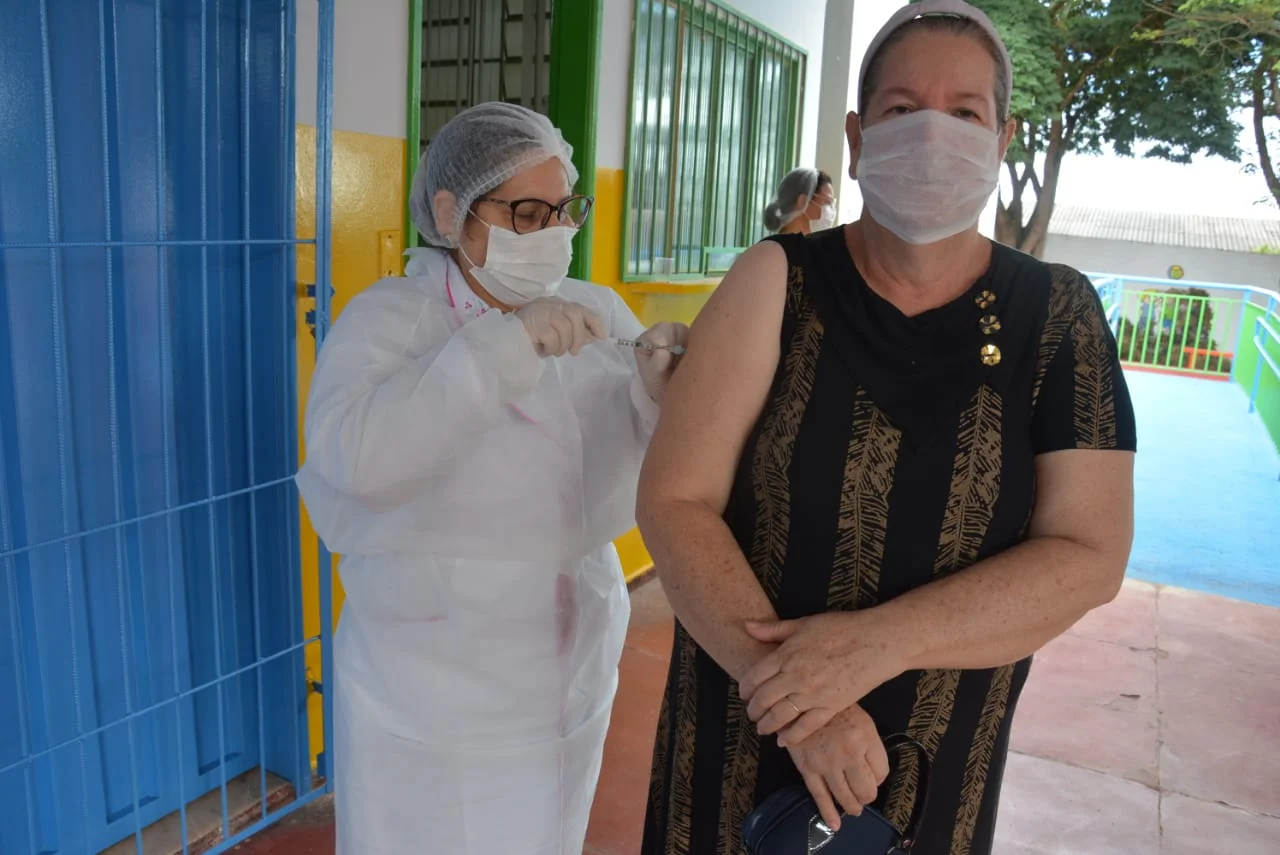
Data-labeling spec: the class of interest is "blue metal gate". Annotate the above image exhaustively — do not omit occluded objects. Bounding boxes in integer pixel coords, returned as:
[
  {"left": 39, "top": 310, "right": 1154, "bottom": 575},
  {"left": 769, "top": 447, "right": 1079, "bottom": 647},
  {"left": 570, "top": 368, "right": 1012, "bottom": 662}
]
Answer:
[{"left": 0, "top": 1, "right": 335, "bottom": 852}]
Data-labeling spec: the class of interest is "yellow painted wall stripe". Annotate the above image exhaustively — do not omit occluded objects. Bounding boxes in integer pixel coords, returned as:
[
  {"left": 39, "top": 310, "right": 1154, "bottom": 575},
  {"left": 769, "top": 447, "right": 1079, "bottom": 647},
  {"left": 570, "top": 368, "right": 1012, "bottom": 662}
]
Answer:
[{"left": 296, "top": 124, "right": 408, "bottom": 762}]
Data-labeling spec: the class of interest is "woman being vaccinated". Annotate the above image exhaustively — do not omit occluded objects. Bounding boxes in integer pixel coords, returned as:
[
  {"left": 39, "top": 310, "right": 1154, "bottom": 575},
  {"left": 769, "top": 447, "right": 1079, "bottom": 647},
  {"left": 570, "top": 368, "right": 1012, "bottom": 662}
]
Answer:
[
  {"left": 638, "top": 2, "right": 1135, "bottom": 853},
  {"left": 296, "top": 102, "right": 687, "bottom": 855}
]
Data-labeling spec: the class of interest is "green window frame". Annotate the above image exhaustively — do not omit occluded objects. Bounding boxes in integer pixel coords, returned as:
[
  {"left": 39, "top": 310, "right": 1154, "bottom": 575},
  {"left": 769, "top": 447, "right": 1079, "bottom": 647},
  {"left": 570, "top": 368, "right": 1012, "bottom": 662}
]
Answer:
[
  {"left": 405, "top": 0, "right": 602, "bottom": 281},
  {"left": 623, "top": 0, "right": 805, "bottom": 281}
]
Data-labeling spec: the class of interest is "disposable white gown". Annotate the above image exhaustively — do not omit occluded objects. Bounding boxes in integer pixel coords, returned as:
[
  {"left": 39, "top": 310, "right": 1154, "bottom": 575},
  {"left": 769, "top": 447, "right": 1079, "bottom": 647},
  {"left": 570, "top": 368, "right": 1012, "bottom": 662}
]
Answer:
[{"left": 295, "top": 247, "right": 659, "bottom": 855}]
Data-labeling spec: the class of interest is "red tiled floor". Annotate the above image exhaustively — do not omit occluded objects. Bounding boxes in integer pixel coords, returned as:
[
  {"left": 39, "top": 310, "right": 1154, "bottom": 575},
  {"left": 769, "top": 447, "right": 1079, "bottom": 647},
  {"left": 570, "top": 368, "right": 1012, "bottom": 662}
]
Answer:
[
  {"left": 1157, "top": 646, "right": 1280, "bottom": 816},
  {"left": 584, "top": 577, "right": 674, "bottom": 855},
  {"left": 231, "top": 824, "right": 333, "bottom": 855},
  {"left": 1158, "top": 792, "right": 1280, "bottom": 855},
  {"left": 994, "top": 752, "right": 1161, "bottom": 854},
  {"left": 231, "top": 799, "right": 334, "bottom": 854},
  {"left": 622, "top": 576, "right": 677, "bottom": 660},
  {"left": 584, "top": 646, "right": 667, "bottom": 855},
  {"left": 1154, "top": 585, "right": 1280, "bottom": 818},
  {"left": 1066, "top": 578, "right": 1159, "bottom": 650},
  {"left": 1010, "top": 630, "right": 1161, "bottom": 787},
  {"left": 236, "top": 577, "right": 1280, "bottom": 854},
  {"left": 1156, "top": 585, "right": 1280, "bottom": 673}
]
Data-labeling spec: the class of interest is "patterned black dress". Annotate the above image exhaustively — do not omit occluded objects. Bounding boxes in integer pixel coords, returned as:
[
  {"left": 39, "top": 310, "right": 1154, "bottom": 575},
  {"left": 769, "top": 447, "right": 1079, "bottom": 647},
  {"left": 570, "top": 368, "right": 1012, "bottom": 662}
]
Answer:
[{"left": 642, "top": 229, "right": 1137, "bottom": 855}]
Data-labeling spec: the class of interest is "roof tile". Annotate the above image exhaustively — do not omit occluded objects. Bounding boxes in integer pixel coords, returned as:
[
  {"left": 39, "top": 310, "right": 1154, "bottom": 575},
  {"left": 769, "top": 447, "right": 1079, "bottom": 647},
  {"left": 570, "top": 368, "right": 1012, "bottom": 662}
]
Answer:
[{"left": 1047, "top": 205, "right": 1280, "bottom": 254}]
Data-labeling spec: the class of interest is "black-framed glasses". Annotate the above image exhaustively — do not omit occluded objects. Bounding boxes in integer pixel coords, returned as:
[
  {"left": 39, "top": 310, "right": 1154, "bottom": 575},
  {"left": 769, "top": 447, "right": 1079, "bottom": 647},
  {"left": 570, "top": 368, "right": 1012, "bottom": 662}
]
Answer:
[{"left": 475, "top": 194, "right": 594, "bottom": 234}]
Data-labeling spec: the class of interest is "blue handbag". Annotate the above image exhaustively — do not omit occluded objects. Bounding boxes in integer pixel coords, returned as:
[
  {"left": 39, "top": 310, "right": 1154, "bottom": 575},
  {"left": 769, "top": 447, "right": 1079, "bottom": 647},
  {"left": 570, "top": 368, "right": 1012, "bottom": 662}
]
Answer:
[{"left": 741, "top": 734, "right": 932, "bottom": 855}]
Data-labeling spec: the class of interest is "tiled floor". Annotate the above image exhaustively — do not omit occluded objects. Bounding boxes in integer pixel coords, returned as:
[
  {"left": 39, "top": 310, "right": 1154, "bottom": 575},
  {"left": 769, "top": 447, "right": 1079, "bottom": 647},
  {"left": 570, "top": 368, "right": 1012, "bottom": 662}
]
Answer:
[
  {"left": 236, "top": 576, "right": 1280, "bottom": 855},
  {"left": 1002, "top": 579, "right": 1280, "bottom": 853},
  {"left": 585, "top": 577, "right": 1280, "bottom": 854},
  {"left": 229, "top": 799, "right": 334, "bottom": 855}
]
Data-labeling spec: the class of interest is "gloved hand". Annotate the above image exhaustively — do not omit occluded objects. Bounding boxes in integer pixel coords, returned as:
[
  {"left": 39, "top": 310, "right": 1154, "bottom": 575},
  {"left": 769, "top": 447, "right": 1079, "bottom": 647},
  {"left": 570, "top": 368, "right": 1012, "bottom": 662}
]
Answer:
[
  {"left": 635, "top": 321, "right": 690, "bottom": 404},
  {"left": 516, "top": 298, "right": 607, "bottom": 357}
]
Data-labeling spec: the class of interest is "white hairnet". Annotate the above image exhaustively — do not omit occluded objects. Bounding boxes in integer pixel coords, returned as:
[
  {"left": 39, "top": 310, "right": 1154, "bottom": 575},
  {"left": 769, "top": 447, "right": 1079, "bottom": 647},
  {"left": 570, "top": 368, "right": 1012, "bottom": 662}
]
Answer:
[{"left": 409, "top": 102, "right": 579, "bottom": 247}]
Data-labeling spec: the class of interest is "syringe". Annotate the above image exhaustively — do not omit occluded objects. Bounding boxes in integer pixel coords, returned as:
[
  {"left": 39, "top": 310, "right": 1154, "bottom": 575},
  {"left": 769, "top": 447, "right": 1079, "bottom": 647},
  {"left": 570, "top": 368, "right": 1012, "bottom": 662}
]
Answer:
[{"left": 610, "top": 336, "right": 687, "bottom": 357}]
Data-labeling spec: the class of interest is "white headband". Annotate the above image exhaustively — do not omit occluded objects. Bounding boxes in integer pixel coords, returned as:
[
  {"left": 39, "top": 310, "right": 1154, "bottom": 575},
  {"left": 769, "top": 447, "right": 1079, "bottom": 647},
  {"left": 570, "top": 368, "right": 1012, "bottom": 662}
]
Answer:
[{"left": 857, "top": 0, "right": 1013, "bottom": 119}]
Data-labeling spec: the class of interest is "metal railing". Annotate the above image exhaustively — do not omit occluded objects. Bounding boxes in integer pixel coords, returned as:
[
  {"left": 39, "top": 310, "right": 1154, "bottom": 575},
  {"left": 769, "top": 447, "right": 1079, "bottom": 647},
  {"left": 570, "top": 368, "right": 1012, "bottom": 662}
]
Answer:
[
  {"left": 1247, "top": 300, "right": 1280, "bottom": 407},
  {"left": 0, "top": 1, "right": 336, "bottom": 852},
  {"left": 1089, "top": 273, "right": 1280, "bottom": 466}
]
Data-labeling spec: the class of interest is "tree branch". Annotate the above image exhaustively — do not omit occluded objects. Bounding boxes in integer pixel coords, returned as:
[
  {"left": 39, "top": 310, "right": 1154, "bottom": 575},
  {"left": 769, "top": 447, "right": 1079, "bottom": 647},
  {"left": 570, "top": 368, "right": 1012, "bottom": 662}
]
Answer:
[
  {"left": 1062, "top": 2, "right": 1179, "bottom": 111},
  {"left": 1252, "top": 58, "right": 1280, "bottom": 205},
  {"left": 1271, "top": 64, "right": 1280, "bottom": 121}
]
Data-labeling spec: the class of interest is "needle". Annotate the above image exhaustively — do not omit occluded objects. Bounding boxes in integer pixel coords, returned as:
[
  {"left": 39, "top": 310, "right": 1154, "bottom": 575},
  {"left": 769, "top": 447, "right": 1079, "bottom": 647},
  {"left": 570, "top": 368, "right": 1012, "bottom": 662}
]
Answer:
[{"left": 611, "top": 336, "right": 687, "bottom": 357}]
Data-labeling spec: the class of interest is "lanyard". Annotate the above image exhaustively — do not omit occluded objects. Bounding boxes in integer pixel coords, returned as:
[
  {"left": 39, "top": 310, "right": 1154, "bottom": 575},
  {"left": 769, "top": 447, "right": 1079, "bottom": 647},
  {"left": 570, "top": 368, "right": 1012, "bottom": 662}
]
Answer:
[{"left": 445, "top": 262, "right": 539, "bottom": 425}]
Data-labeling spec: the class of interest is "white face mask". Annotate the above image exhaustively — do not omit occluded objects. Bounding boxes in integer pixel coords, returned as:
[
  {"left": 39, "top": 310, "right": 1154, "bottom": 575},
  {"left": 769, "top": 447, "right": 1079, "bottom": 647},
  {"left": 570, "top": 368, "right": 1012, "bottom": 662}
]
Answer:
[
  {"left": 855, "top": 110, "right": 1000, "bottom": 245},
  {"left": 812, "top": 203, "right": 837, "bottom": 231},
  {"left": 463, "top": 220, "right": 575, "bottom": 305}
]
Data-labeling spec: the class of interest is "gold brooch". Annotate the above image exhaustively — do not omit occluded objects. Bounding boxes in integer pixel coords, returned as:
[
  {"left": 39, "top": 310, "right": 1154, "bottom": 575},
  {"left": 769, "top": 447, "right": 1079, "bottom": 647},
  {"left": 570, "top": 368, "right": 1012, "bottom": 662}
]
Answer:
[
  {"left": 980, "top": 343, "right": 1002, "bottom": 366},
  {"left": 975, "top": 290, "right": 996, "bottom": 309},
  {"left": 979, "top": 314, "right": 1001, "bottom": 334}
]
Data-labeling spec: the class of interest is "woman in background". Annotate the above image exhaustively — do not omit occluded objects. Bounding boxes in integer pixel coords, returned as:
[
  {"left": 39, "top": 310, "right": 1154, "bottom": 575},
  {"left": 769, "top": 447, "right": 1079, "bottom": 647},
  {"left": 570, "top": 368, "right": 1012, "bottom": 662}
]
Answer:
[{"left": 763, "top": 167, "right": 836, "bottom": 235}]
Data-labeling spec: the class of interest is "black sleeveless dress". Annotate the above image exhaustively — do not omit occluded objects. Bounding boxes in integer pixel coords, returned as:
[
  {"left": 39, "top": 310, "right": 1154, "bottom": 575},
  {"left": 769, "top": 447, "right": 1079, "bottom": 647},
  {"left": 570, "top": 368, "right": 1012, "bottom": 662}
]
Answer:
[{"left": 642, "top": 229, "right": 1137, "bottom": 855}]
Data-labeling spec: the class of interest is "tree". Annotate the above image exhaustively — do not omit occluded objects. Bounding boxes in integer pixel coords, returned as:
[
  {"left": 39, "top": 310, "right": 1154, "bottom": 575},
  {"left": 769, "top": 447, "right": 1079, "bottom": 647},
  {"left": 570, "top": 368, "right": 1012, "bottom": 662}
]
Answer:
[
  {"left": 1137, "top": 1, "right": 1280, "bottom": 210},
  {"left": 973, "top": 0, "right": 1240, "bottom": 257}
]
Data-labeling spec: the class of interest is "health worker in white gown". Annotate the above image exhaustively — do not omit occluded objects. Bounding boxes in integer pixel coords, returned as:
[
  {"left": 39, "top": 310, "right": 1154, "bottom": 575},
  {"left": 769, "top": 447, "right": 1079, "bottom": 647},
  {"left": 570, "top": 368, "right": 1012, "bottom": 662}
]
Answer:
[{"left": 295, "top": 102, "right": 688, "bottom": 855}]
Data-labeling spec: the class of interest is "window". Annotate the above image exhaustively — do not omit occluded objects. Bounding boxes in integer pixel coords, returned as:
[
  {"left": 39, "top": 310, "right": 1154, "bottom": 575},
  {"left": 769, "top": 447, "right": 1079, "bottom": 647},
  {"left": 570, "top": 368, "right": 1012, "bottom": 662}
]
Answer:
[
  {"left": 625, "top": 0, "right": 805, "bottom": 279},
  {"left": 407, "top": 0, "right": 601, "bottom": 281},
  {"left": 415, "top": 0, "right": 553, "bottom": 158}
]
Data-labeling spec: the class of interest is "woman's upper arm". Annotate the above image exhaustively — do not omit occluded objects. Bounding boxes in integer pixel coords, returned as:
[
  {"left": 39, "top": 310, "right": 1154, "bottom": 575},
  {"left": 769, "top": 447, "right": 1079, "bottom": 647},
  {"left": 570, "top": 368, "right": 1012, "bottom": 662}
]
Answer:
[
  {"left": 1029, "top": 449, "right": 1134, "bottom": 559},
  {"left": 1031, "top": 267, "right": 1137, "bottom": 455},
  {"left": 1028, "top": 267, "right": 1137, "bottom": 563},
  {"left": 637, "top": 241, "right": 790, "bottom": 516}
]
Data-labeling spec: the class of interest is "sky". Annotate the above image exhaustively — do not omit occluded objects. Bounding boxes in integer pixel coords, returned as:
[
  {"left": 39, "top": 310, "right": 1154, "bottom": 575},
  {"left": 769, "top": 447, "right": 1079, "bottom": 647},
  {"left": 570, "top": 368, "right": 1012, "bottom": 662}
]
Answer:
[
  {"left": 841, "top": 0, "right": 1280, "bottom": 225},
  {"left": 1053, "top": 143, "right": 1279, "bottom": 221}
]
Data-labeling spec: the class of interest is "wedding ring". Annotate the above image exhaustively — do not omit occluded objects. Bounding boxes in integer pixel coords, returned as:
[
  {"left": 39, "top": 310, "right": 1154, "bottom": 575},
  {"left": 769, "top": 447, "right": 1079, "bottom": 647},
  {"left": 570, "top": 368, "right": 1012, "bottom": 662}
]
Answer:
[{"left": 786, "top": 697, "right": 802, "bottom": 716}]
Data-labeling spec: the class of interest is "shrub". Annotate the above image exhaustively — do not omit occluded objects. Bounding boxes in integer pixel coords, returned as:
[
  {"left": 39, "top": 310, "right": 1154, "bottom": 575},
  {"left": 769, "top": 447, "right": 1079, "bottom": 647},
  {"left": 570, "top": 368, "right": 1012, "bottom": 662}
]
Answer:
[{"left": 1116, "top": 287, "right": 1233, "bottom": 374}]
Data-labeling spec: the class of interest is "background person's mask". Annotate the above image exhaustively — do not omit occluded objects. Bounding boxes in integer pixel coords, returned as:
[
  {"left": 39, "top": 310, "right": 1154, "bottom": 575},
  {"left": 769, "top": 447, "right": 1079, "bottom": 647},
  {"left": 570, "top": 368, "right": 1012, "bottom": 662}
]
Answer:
[
  {"left": 855, "top": 110, "right": 1000, "bottom": 245},
  {"left": 813, "top": 203, "right": 837, "bottom": 231},
  {"left": 465, "top": 222, "right": 575, "bottom": 305}
]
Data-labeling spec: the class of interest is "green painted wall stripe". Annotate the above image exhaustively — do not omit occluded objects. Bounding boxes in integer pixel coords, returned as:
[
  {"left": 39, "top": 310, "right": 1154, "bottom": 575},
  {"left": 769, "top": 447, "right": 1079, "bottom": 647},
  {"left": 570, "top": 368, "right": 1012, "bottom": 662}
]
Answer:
[
  {"left": 1236, "top": 301, "right": 1280, "bottom": 454},
  {"left": 549, "top": 0, "right": 604, "bottom": 282},
  {"left": 405, "top": 0, "right": 423, "bottom": 250}
]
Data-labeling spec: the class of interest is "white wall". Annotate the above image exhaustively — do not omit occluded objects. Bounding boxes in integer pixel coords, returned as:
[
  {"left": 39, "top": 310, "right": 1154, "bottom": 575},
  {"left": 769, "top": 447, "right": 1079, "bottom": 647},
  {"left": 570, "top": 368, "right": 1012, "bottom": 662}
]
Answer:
[
  {"left": 725, "top": 0, "right": 826, "bottom": 168},
  {"left": 835, "top": 0, "right": 899, "bottom": 222},
  {"left": 296, "top": 0, "right": 409, "bottom": 138},
  {"left": 1044, "top": 235, "right": 1280, "bottom": 293},
  {"left": 814, "top": 0, "right": 855, "bottom": 189},
  {"left": 597, "top": 0, "right": 634, "bottom": 169},
  {"left": 595, "top": 0, "right": 828, "bottom": 170}
]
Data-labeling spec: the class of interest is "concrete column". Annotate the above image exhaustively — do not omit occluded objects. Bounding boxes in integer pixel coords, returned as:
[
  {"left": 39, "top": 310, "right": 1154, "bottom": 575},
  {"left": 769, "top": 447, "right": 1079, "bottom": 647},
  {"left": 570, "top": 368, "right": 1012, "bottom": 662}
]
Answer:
[{"left": 815, "top": 0, "right": 856, "bottom": 203}]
